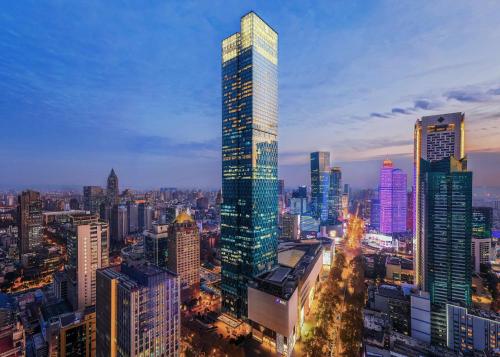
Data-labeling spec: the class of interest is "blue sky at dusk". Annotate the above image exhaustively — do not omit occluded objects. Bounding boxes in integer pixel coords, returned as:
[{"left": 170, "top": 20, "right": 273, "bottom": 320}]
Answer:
[{"left": 1, "top": 1, "right": 500, "bottom": 190}]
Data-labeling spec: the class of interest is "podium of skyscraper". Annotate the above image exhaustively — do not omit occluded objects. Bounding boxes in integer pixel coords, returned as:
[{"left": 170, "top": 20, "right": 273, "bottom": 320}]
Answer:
[{"left": 220, "top": 12, "right": 279, "bottom": 318}]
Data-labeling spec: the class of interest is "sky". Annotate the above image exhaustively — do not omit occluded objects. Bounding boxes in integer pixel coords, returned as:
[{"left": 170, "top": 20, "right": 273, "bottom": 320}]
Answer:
[{"left": 1, "top": 1, "right": 500, "bottom": 190}]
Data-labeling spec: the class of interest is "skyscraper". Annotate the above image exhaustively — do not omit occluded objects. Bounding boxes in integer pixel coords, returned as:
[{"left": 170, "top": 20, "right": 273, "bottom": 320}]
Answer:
[
  {"left": 329, "top": 166, "right": 342, "bottom": 224},
  {"left": 414, "top": 112, "right": 465, "bottom": 288},
  {"left": 96, "top": 264, "right": 180, "bottom": 357},
  {"left": 414, "top": 112, "right": 471, "bottom": 345},
  {"left": 65, "top": 213, "right": 109, "bottom": 311},
  {"left": 106, "top": 168, "right": 119, "bottom": 206},
  {"left": 379, "top": 160, "right": 407, "bottom": 234},
  {"left": 310, "top": 151, "right": 330, "bottom": 223},
  {"left": 167, "top": 212, "right": 200, "bottom": 301},
  {"left": 17, "top": 190, "right": 43, "bottom": 257},
  {"left": 220, "top": 12, "right": 278, "bottom": 318}
]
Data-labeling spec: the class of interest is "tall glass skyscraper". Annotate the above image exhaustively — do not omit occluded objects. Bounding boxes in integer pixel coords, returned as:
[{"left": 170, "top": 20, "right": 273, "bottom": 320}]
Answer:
[
  {"left": 220, "top": 12, "right": 278, "bottom": 318},
  {"left": 379, "top": 160, "right": 407, "bottom": 234},
  {"left": 310, "top": 151, "right": 330, "bottom": 223},
  {"left": 414, "top": 113, "right": 472, "bottom": 346}
]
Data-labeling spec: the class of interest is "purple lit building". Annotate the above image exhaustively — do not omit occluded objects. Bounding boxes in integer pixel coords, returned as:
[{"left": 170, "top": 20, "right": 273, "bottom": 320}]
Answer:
[{"left": 379, "top": 160, "right": 407, "bottom": 234}]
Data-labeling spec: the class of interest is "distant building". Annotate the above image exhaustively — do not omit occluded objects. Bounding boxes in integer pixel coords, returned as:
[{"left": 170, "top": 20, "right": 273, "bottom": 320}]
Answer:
[
  {"left": 65, "top": 213, "right": 109, "bottom": 311},
  {"left": 167, "top": 212, "right": 200, "bottom": 301},
  {"left": 369, "top": 284, "right": 411, "bottom": 335},
  {"left": 406, "top": 190, "right": 413, "bottom": 234},
  {"left": 329, "top": 167, "right": 342, "bottom": 224},
  {"left": 144, "top": 223, "right": 169, "bottom": 268},
  {"left": 137, "top": 202, "right": 153, "bottom": 232},
  {"left": 379, "top": 160, "right": 407, "bottom": 234},
  {"left": 370, "top": 199, "right": 380, "bottom": 231},
  {"left": 127, "top": 202, "right": 139, "bottom": 233},
  {"left": 17, "top": 190, "right": 43, "bottom": 257},
  {"left": 106, "top": 169, "right": 119, "bottom": 206},
  {"left": 471, "top": 207, "right": 494, "bottom": 272},
  {"left": 446, "top": 304, "right": 500, "bottom": 354},
  {"left": 196, "top": 196, "right": 209, "bottom": 210},
  {"left": 83, "top": 186, "right": 105, "bottom": 214},
  {"left": 282, "top": 213, "right": 300, "bottom": 241},
  {"left": 69, "top": 198, "right": 80, "bottom": 210},
  {"left": 385, "top": 256, "right": 414, "bottom": 284},
  {"left": 111, "top": 204, "right": 128, "bottom": 242},
  {"left": 310, "top": 151, "right": 330, "bottom": 223},
  {"left": 96, "top": 264, "right": 180, "bottom": 357}
]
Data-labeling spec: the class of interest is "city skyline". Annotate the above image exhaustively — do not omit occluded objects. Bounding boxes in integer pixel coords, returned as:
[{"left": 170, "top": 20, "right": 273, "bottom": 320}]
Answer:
[{"left": 1, "top": 2, "right": 500, "bottom": 189}]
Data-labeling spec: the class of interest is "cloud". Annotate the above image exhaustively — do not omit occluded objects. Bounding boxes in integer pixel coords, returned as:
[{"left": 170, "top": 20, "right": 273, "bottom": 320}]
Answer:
[
  {"left": 413, "top": 99, "right": 436, "bottom": 110},
  {"left": 370, "top": 112, "right": 389, "bottom": 118},
  {"left": 446, "top": 89, "right": 487, "bottom": 103},
  {"left": 391, "top": 107, "right": 411, "bottom": 114}
]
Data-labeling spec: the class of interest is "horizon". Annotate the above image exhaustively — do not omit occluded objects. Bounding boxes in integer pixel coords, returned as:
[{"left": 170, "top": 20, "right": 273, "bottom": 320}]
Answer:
[{"left": 1, "top": 1, "right": 500, "bottom": 189}]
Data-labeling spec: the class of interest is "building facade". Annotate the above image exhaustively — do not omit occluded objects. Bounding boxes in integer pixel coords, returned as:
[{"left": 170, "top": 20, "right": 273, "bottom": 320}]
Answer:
[
  {"left": 414, "top": 112, "right": 471, "bottom": 346},
  {"left": 220, "top": 12, "right": 279, "bottom": 318},
  {"left": 379, "top": 160, "right": 407, "bottom": 234},
  {"left": 328, "top": 166, "right": 342, "bottom": 225},
  {"left": 17, "top": 190, "right": 43, "bottom": 257},
  {"left": 83, "top": 186, "right": 104, "bottom": 215},
  {"left": 66, "top": 213, "right": 109, "bottom": 311},
  {"left": 167, "top": 212, "right": 200, "bottom": 301},
  {"left": 310, "top": 151, "right": 330, "bottom": 223},
  {"left": 96, "top": 264, "right": 180, "bottom": 357},
  {"left": 144, "top": 223, "right": 169, "bottom": 268}
]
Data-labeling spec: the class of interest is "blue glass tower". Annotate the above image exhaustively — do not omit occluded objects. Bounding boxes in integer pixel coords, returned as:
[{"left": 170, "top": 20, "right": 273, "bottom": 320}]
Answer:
[{"left": 220, "top": 12, "right": 278, "bottom": 318}]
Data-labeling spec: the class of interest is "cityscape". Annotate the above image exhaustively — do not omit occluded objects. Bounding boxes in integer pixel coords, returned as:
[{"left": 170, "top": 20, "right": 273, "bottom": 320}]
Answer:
[{"left": 1, "top": 2, "right": 500, "bottom": 357}]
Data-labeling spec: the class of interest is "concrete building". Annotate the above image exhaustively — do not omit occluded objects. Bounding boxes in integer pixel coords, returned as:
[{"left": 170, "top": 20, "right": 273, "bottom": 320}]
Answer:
[
  {"left": 83, "top": 186, "right": 104, "bottom": 216},
  {"left": 446, "top": 304, "right": 500, "bottom": 354},
  {"left": 385, "top": 256, "right": 414, "bottom": 284},
  {"left": 167, "top": 212, "right": 200, "bottom": 301},
  {"left": 379, "top": 160, "right": 407, "bottom": 235},
  {"left": 65, "top": 213, "right": 109, "bottom": 311},
  {"left": 96, "top": 264, "right": 180, "bottom": 357},
  {"left": 282, "top": 213, "right": 300, "bottom": 241},
  {"left": 369, "top": 284, "right": 411, "bottom": 335},
  {"left": 310, "top": 152, "right": 330, "bottom": 223},
  {"left": 247, "top": 242, "right": 323, "bottom": 356}
]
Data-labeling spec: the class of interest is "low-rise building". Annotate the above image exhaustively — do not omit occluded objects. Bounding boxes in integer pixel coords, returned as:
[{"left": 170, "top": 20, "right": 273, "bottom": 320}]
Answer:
[
  {"left": 385, "top": 256, "right": 414, "bottom": 284},
  {"left": 247, "top": 242, "right": 323, "bottom": 357}
]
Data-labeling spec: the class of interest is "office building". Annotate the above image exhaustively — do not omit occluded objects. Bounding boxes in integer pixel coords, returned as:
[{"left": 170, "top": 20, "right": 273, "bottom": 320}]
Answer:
[
  {"left": 406, "top": 190, "right": 413, "bottom": 234},
  {"left": 83, "top": 186, "right": 104, "bottom": 215},
  {"left": 220, "top": 12, "right": 278, "bottom": 318},
  {"left": 379, "top": 160, "right": 407, "bottom": 234},
  {"left": 167, "top": 212, "right": 200, "bottom": 301},
  {"left": 290, "top": 186, "right": 308, "bottom": 215},
  {"left": 446, "top": 304, "right": 500, "bottom": 354},
  {"left": 414, "top": 112, "right": 471, "bottom": 346},
  {"left": 17, "top": 190, "right": 43, "bottom": 257},
  {"left": 329, "top": 166, "right": 342, "bottom": 224},
  {"left": 471, "top": 207, "right": 494, "bottom": 272},
  {"left": 282, "top": 213, "right": 300, "bottom": 241},
  {"left": 310, "top": 151, "right": 330, "bottom": 223},
  {"left": 369, "top": 284, "right": 411, "bottom": 335},
  {"left": 472, "top": 237, "right": 493, "bottom": 273},
  {"left": 411, "top": 292, "right": 431, "bottom": 343},
  {"left": 144, "top": 223, "right": 169, "bottom": 268},
  {"left": 96, "top": 264, "right": 180, "bottom": 357},
  {"left": 65, "top": 213, "right": 109, "bottom": 311}
]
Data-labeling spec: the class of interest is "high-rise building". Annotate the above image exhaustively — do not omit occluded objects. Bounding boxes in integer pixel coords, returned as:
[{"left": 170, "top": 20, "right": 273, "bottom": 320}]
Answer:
[
  {"left": 329, "top": 166, "right": 342, "bottom": 224},
  {"left": 282, "top": 213, "right": 300, "bottom": 241},
  {"left": 310, "top": 151, "right": 330, "bottom": 223},
  {"left": 106, "top": 169, "right": 119, "bottom": 206},
  {"left": 111, "top": 204, "right": 128, "bottom": 243},
  {"left": 406, "top": 190, "right": 413, "bottom": 234},
  {"left": 96, "top": 264, "right": 180, "bottom": 357},
  {"left": 414, "top": 113, "right": 471, "bottom": 346},
  {"left": 138, "top": 202, "right": 153, "bottom": 232},
  {"left": 414, "top": 112, "right": 465, "bottom": 287},
  {"left": 127, "top": 202, "right": 139, "bottom": 233},
  {"left": 370, "top": 199, "right": 380, "bottom": 231},
  {"left": 379, "top": 160, "right": 407, "bottom": 234},
  {"left": 167, "top": 212, "right": 200, "bottom": 301},
  {"left": 65, "top": 213, "right": 109, "bottom": 311},
  {"left": 17, "top": 190, "right": 43, "bottom": 257},
  {"left": 220, "top": 12, "right": 278, "bottom": 318},
  {"left": 83, "top": 186, "right": 104, "bottom": 215},
  {"left": 290, "top": 186, "right": 308, "bottom": 215},
  {"left": 144, "top": 223, "right": 169, "bottom": 268},
  {"left": 471, "top": 207, "right": 494, "bottom": 272}
]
